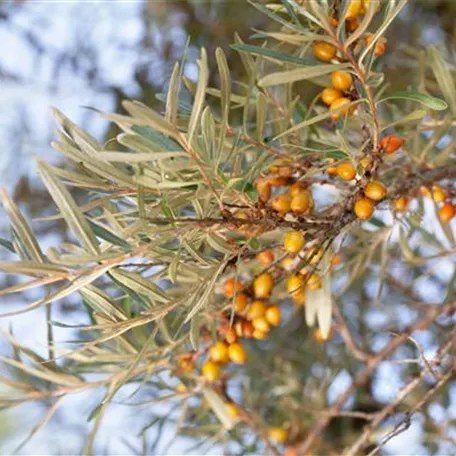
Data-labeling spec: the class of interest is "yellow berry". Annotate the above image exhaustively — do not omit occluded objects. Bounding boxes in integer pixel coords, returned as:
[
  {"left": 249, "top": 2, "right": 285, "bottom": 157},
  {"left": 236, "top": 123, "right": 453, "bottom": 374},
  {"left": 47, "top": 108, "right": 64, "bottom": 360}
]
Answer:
[
  {"left": 268, "top": 427, "right": 289, "bottom": 445},
  {"left": 228, "top": 342, "right": 247, "bottom": 364},
  {"left": 226, "top": 402, "right": 240, "bottom": 420},
  {"left": 394, "top": 195, "right": 409, "bottom": 212},
  {"left": 176, "top": 383, "right": 188, "bottom": 394},
  {"left": 223, "top": 277, "right": 243, "bottom": 298},
  {"left": 345, "top": 0, "right": 362, "bottom": 19},
  {"left": 292, "top": 288, "right": 306, "bottom": 305},
  {"left": 253, "top": 329, "right": 268, "bottom": 340},
  {"left": 256, "top": 181, "right": 271, "bottom": 203},
  {"left": 283, "top": 231, "right": 305, "bottom": 254},
  {"left": 313, "top": 41, "right": 337, "bottom": 62},
  {"left": 224, "top": 327, "right": 238, "bottom": 345},
  {"left": 365, "top": 34, "right": 386, "bottom": 56},
  {"left": 364, "top": 181, "right": 387, "bottom": 201},
  {"left": 252, "top": 316, "right": 271, "bottom": 333},
  {"left": 281, "top": 257, "right": 295, "bottom": 270},
  {"left": 321, "top": 87, "right": 343, "bottom": 106},
  {"left": 247, "top": 300, "right": 267, "bottom": 321},
  {"left": 432, "top": 185, "right": 446, "bottom": 203},
  {"left": 290, "top": 189, "right": 312, "bottom": 214},
  {"left": 257, "top": 250, "right": 275, "bottom": 267},
  {"left": 177, "top": 356, "right": 194, "bottom": 373},
  {"left": 354, "top": 197, "right": 375, "bottom": 220},
  {"left": 253, "top": 272, "right": 274, "bottom": 298},
  {"left": 336, "top": 161, "right": 356, "bottom": 181},
  {"left": 202, "top": 360, "right": 221, "bottom": 382},
  {"left": 439, "top": 202, "right": 456, "bottom": 224},
  {"left": 265, "top": 305, "right": 281, "bottom": 326},
  {"left": 287, "top": 274, "right": 305, "bottom": 297},
  {"left": 330, "top": 97, "right": 355, "bottom": 120},
  {"left": 209, "top": 341, "right": 230, "bottom": 364},
  {"left": 307, "top": 273, "right": 322, "bottom": 290},
  {"left": 331, "top": 71, "right": 353, "bottom": 91},
  {"left": 271, "top": 194, "right": 292, "bottom": 215},
  {"left": 234, "top": 293, "right": 248, "bottom": 313}
]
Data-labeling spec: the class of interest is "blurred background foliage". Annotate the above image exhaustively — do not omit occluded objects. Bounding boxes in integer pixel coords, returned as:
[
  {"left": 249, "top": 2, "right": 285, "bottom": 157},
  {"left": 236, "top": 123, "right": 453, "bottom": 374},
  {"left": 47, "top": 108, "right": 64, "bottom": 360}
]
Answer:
[{"left": 0, "top": 0, "right": 455, "bottom": 454}]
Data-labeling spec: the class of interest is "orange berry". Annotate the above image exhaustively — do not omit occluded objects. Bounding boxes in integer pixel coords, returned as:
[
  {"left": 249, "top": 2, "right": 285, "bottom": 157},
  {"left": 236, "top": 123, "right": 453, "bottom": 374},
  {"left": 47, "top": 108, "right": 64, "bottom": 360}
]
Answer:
[
  {"left": 361, "top": 0, "right": 380, "bottom": 13},
  {"left": 346, "top": 18, "right": 359, "bottom": 33},
  {"left": 253, "top": 329, "right": 268, "bottom": 340},
  {"left": 234, "top": 293, "right": 248, "bottom": 313},
  {"left": 268, "top": 427, "right": 289, "bottom": 444},
  {"left": 252, "top": 316, "right": 270, "bottom": 333},
  {"left": 288, "top": 181, "right": 307, "bottom": 197},
  {"left": 271, "top": 194, "right": 292, "bottom": 215},
  {"left": 354, "top": 197, "right": 375, "bottom": 220},
  {"left": 253, "top": 272, "right": 274, "bottom": 298},
  {"left": 242, "top": 320, "right": 255, "bottom": 338},
  {"left": 265, "top": 305, "right": 281, "bottom": 326},
  {"left": 287, "top": 274, "right": 305, "bottom": 297},
  {"left": 307, "top": 273, "right": 322, "bottom": 290},
  {"left": 394, "top": 195, "right": 409, "bottom": 212},
  {"left": 331, "top": 71, "right": 353, "bottom": 91},
  {"left": 223, "top": 277, "right": 243, "bottom": 298},
  {"left": 257, "top": 250, "right": 274, "bottom": 267},
  {"left": 438, "top": 202, "right": 456, "bottom": 223},
  {"left": 380, "top": 135, "right": 405, "bottom": 154},
  {"left": 365, "top": 34, "right": 386, "bottom": 56},
  {"left": 345, "top": 0, "right": 362, "bottom": 19},
  {"left": 283, "top": 231, "right": 305, "bottom": 254},
  {"left": 290, "top": 189, "right": 313, "bottom": 214},
  {"left": 292, "top": 288, "right": 306, "bottom": 305},
  {"left": 256, "top": 181, "right": 271, "bottom": 203},
  {"left": 336, "top": 161, "right": 356, "bottom": 181},
  {"left": 247, "top": 300, "right": 267, "bottom": 321},
  {"left": 202, "top": 360, "right": 221, "bottom": 382},
  {"left": 330, "top": 254, "right": 342, "bottom": 268},
  {"left": 177, "top": 356, "right": 194, "bottom": 373},
  {"left": 420, "top": 186, "right": 432, "bottom": 199},
  {"left": 224, "top": 327, "right": 238, "bottom": 344},
  {"left": 209, "top": 341, "right": 230, "bottom": 364},
  {"left": 321, "top": 87, "right": 343, "bottom": 106},
  {"left": 432, "top": 185, "right": 446, "bottom": 203},
  {"left": 330, "top": 16, "right": 338, "bottom": 27},
  {"left": 264, "top": 176, "right": 289, "bottom": 187},
  {"left": 226, "top": 402, "right": 240, "bottom": 420},
  {"left": 326, "top": 166, "right": 338, "bottom": 176},
  {"left": 365, "top": 181, "right": 387, "bottom": 201},
  {"left": 176, "top": 383, "right": 188, "bottom": 394},
  {"left": 228, "top": 342, "right": 247, "bottom": 364},
  {"left": 313, "top": 41, "right": 337, "bottom": 62},
  {"left": 330, "top": 97, "right": 355, "bottom": 120}
]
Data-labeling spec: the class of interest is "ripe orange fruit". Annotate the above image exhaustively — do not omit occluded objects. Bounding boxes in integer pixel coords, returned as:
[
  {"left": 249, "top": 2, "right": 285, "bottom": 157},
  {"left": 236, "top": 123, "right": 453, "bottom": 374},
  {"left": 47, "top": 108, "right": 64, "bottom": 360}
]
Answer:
[
  {"left": 268, "top": 426, "right": 289, "bottom": 444},
  {"left": 281, "top": 257, "right": 295, "bottom": 270},
  {"left": 223, "top": 277, "right": 243, "bottom": 298},
  {"left": 326, "top": 165, "right": 338, "bottom": 176},
  {"left": 209, "top": 341, "right": 230, "bottom": 364},
  {"left": 345, "top": 0, "right": 362, "bottom": 19},
  {"left": 246, "top": 300, "right": 267, "bottom": 321},
  {"left": 288, "top": 181, "right": 307, "bottom": 197},
  {"left": 330, "top": 97, "right": 355, "bottom": 120},
  {"left": 331, "top": 71, "right": 353, "bottom": 91},
  {"left": 287, "top": 274, "right": 305, "bottom": 297},
  {"left": 336, "top": 161, "right": 356, "bottom": 181},
  {"left": 256, "top": 180, "right": 271, "bottom": 203},
  {"left": 321, "top": 87, "right": 343, "bottom": 106},
  {"left": 438, "top": 202, "right": 456, "bottom": 223},
  {"left": 420, "top": 186, "right": 432, "bottom": 199},
  {"left": 226, "top": 402, "right": 240, "bottom": 420},
  {"left": 292, "top": 289, "right": 306, "bottom": 305},
  {"left": 394, "top": 195, "right": 409, "bottom": 212},
  {"left": 330, "top": 254, "right": 342, "bottom": 268},
  {"left": 330, "top": 15, "right": 338, "bottom": 27},
  {"left": 307, "top": 273, "right": 322, "bottom": 290},
  {"left": 264, "top": 176, "right": 289, "bottom": 187},
  {"left": 346, "top": 18, "right": 359, "bottom": 33},
  {"left": 380, "top": 135, "right": 405, "bottom": 154},
  {"left": 234, "top": 293, "right": 248, "bottom": 313},
  {"left": 242, "top": 320, "right": 255, "bottom": 338},
  {"left": 252, "top": 316, "right": 270, "bottom": 333},
  {"left": 354, "top": 197, "right": 375, "bottom": 220},
  {"left": 253, "top": 329, "right": 268, "bottom": 340},
  {"left": 177, "top": 356, "right": 194, "bottom": 373},
  {"left": 432, "top": 185, "right": 446, "bottom": 203},
  {"left": 283, "top": 231, "right": 305, "bottom": 254},
  {"left": 361, "top": 0, "right": 380, "bottom": 13},
  {"left": 365, "top": 181, "right": 387, "bottom": 201},
  {"left": 253, "top": 272, "right": 274, "bottom": 298},
  {"left": 290, "top": 189, "right": 313, "bottom": 214},
  {"left": 176, "top": 383, "right": 188, "bottom": 394},
  {"left": 313, "top": 41, "right": 337, "bottom": 62},
  {"left": 202, "top": 360, "right": 221, "bottom": 382},
  {"left": 228, "top": 342, "right": 247, "bottom": 364},
  {"left": 265, "top": 305, "right": 281, "bottom": 326},
  {"left": 257, "top": 250, "right": 274, "bottom": 267},
  {"left": 365, "top": 34, "right": 386, "bottom": 55},
  {"left": 271, "top": 194, "right": 292, "bottom": 215},
  {"left": 224, "top": 327, "right": 238, "bottom": 344}
]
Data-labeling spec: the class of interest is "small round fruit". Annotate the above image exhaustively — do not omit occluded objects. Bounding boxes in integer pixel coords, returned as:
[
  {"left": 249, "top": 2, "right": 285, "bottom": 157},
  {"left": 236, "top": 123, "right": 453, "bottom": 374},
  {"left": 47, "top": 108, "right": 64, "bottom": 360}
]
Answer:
[
  {"left": 224, "top": 327, "right": 238, "bottom": 344},
  {"left": 226, "top": 402, "right": 240, "bottom": 420},
  {"left": 432, "top": 185, "right": 446, "bottom": 203},
  {"left": 257, "top": 250, "right": 274, "bottom": 267},
  {"left": 252, "top": 316, "right": 270, "bottom": 333},
  {"left": 331, "top": 71, "right": 353, "bottom": 91},
  {"left": 288, "top": 181, "right": 307, "bottom": 197},
  {"left": 234, "top": 293, "right": 248, "bottom": 313},
  {"left": 287, "top": 274, "right": 305, "bottom": 297},
  {"left": 345, "top": 0, "right": 362, "bottom": 19},
  {"left": 228, "top": 342, "right": 247, "bottom": 364},
  {"left": 176, "top": 383, "right": 188, "bottom": 394},
  {"left": 326, "top": 166, "right": 338, "bottom": 176},
  {"left": 365, "top": 181, "right": 387, "bottom": 201},
  {"left": 265, "top": 305, "right": 281, "bottom": 326},
  {"left": 292, "top": 288, "right": 306, "bottom": 305},
  {"left": 281, "top": 257, "right": 295, "bottom": 270},
  {"left": 346, "top": 18, "right": 359, "bottom": 33},
  {"left": 307, "top": 273, "right": 322, "bottom": 290},
  {"left": 313, "top": 41, "right": 337, "bottom": 62},
  {"left": 330, "top": 97, "right": 355, "bottom": 120},
  {"left": 268, "top": 427, "right": 289, "bottom": 445},
  {"left": 177, "top": 356, "right": 194, "bottom": 373},
  {"left": 354, "top": 197, "right": 375, "bottom": 220},
  {"left": 321, "top": 87, "right": 343, "bottom": 106},
  {"left": 394, "top": 195, "right": 409, "bottom": 212},
  {"left": 330, "top": 254, "right": 342, "bottom": 268},
  {"left": 439, "top": 202, "right": 456, "bottom": 223},
  {"left": 380, "top": 135, "right": 405, "bottom": 154},
  {"left": 336, "top": 161, "right": 356, "bottom": 181},
  {"left": 365, "top": 34, "right": 386, "bottom": 56},
  {"left": 242, "top": 320, "right": 255, "bottom": 338},
  {"left": 283, "top": 231, "right": 305, "bottom": 254},
  {"left": 264, "top": 176, "right": 289, "bottom": 187},
  {"left": 209, "top": 341, "right": 230, "bottom": 364},
  {"left": 330, "top": 15, "right": 338, "bottom": 27},
  {"left": 253, "top": 272, "right": 274, "bottom": 298},
  {"left": 247, "top": 300, "right": 267, "bottom": 321},
  {"left": 290, "top": 190, "right": 312, "bottom": 214},
  {"left": 253, "top": 329, "right": 268, "bottom": 340},
  {"left": 271, "top": 194, "right": 292, "bottom": 215},
  {"left": 202, "top": 360, "right": 221, "bottom": 382},
  {"left": 223, "top": 277, "right": 243, "bottom": 298},
  {"left": 256, "top": 181, "right": 271, "bottom": 203}
]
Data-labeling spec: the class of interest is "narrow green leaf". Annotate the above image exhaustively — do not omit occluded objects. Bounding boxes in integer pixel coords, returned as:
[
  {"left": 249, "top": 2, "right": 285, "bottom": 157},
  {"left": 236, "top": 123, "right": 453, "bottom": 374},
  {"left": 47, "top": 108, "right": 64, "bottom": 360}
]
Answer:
[
  {"left": 428, "top": 46, "right": 456, "bottom": 114},
  {"left": 86, "top": 219, "right": 132, "bottom": 252},
  {"left": 231, "top": 43, "right": 314, "bottom": 66},
  {"left": 380, "top": 91, "right": 448, "bottom": 111}
]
